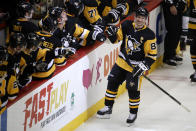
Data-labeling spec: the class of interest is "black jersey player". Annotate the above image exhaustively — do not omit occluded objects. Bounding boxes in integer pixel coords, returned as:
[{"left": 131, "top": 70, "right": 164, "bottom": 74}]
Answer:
[{"left": 96, "top": 7, "right": 157, "bottom": 126}]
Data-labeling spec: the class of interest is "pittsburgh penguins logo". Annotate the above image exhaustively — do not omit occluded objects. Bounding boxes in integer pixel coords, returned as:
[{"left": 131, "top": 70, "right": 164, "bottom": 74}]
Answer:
[{"left": 126, "top": 35, "right": 141, "bottom": 55}]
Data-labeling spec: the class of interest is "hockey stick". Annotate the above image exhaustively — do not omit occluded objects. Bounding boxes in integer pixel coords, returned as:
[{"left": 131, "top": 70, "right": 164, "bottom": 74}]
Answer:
[{"left": 142, "top": 74, "right": 191, "bottom": 112}]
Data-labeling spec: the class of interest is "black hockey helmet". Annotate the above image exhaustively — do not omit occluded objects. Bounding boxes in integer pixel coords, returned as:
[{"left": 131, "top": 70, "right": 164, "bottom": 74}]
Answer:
[
  {"left": 69, "top": 0, "right": 82, "bottom": 5},
  {"left": 48, "top": 6, "right": 65, "bottom": 19},
  {"left": 16, "top": 2, "right": 33, "bottom": 17},
  {"left": 9, "top": 33, "right": 26, "bottom": 48},
  {"left": 42, "top": 16, "right": 58, "bottom": 32},
  {"left": 69, "top": 0, "right": 84, "bottom": 13},
  {"left": 135, "top": 7, "right": 148, "bottom": 18},
  {"left": 26, "top": 33, "right": 40, "bottom": 49},
  {"left": 0, "top": 46, "right": 8, "bottom": 63}
]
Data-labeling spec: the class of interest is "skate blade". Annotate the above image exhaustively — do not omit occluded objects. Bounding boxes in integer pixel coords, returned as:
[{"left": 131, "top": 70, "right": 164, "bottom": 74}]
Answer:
[{"left": 96, "top": 114, "right": 111, "bottom": 119}]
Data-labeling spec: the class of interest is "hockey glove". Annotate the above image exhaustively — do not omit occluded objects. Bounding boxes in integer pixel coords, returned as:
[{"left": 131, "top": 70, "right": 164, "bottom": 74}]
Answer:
[
  {"left": 93, "top": 24, "right": 104, "bottom": 32},
  {"left": 18, "top": 76, "right": 32, "bottom": 89},
  {"left": 54, "top": 47, "right": 75, "bottom": 57},
  {"left": 66, "top": 47, "right": 76, "bottom": 57},
  {"left": 103, "top": 9, "right": 120, "bottom": 25},
  {"left": 61, "top": 47, "right": 76, "bottom": 58},
  {"left": 116, "top": 3, "right": 127, "bottom": 15},
  {"left": 106, "top": 25, "right": 118, "bottom": 43},
  {"left": 92, "top": 31, "right": 106, "bottom": 42},
  {"left": 132, "top": 62, "right": 149, "bottom": 78},
  {"left": 106, "top": 25, "right": 118, "bottom": 36},
  {"left": 91, "top": 25, "right": 106, "bottom": 42}
]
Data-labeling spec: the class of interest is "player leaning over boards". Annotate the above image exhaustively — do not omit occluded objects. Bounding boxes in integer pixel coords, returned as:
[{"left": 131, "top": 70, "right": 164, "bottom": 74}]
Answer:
[
  {"left": 96, "top": 7, "right": 157, "bottom": 126},
  {"left": 8, "top": 1, "right": 39, "bottom": 37}
]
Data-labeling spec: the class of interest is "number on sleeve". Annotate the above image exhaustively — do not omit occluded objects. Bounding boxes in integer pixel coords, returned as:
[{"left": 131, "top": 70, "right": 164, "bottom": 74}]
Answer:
[{"left": 150, "top": 43, "right": 157, "bottom": 50}]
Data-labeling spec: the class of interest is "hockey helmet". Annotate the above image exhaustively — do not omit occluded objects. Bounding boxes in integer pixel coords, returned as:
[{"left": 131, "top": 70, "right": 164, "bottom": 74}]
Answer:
[
  {"left": 42, "top": 16, "right": 58, "bottom": 32},
  {"left": 48, "top": 6, "right": 65, "bottom": 19},
  {"left": 9, "top": 33, "right": 26, "bottom": 48},
  {"left": 69, "top": 0, "right": 82, "bottom": 5},
  {"left": 16, "top": 2, "right": 33, "bottom": 17},
  {"left": 26, "top": 33, "right": 40, "bottom": 50},
  {"left": 0, "top": 46, "right": 8, "bottom": 63},
  {"left": 69, "top": 0, "right": 84, "bottom": 13},
  {"left": 135, "top": 7, "right": 148, "bottom": 18}
]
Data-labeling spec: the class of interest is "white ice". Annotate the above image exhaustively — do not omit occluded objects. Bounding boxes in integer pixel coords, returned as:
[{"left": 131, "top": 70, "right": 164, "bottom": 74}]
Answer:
[{"left": 76, "top": 46, "right": 196, "bottom": 131}]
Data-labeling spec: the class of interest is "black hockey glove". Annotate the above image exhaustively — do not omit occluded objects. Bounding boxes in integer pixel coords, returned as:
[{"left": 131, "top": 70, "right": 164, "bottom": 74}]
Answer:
[
  {"left": 66, "top": 47, "right": 76, "bottom": 57},
  {"left": 91, "top": 25, "right": 106, "bottom": 42},
  {"left": 106, "top": 25, "right": 118, "bottom": 36},
  {"left": 103, "top": 9, "right": 120, "bottom": 25},
  {"left": 62, "top": 47, "right": 76, "bottom": 58},
  {"left": 116, "top": 3, "right": 127, "bottom": 15},
  {"left": 106, "top": 25, "right": 118, "bottom": 43},
  {"left": 92, "top": 31, "right": 106, "bottom": 42},
  {"left": 18, "top": 76, "right": 32, "bottom": 89},
  {"left": 132, "top": 62, "right": 149, "bottom": 78},
  {"left": 54, "top": 47, "right": 75, "bottom": 57}
]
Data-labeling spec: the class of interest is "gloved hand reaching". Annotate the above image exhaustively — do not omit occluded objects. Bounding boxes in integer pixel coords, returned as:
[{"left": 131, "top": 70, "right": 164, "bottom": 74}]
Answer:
[
  {"left": 106, "top": 9, "right": 120, "bottom": 24},
  {"left": 116, "top": 3, "right": 127, "bottom": 15},
  {"left": 132, "top": 62, "right": 149, "bottom": 78},
  {"left": 55, "top": 47, "right": 76, "bottom": 58},
  {"left": 91, "top": 25, "right": 106, "bottom": 42},
  {"left": 65, "top": 47, "right": 76, "bottom": 57},
  {"left": 63, "top": 47, "right": 76, "bottom": 58},
  {"left": 106, "top": 25, "right": 118, "bottom": 36}
]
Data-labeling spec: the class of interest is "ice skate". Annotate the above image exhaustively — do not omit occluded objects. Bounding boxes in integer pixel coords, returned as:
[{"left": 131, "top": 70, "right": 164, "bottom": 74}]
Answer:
[
  {"left": 96, "top": 106, "right": 112, "bottom": 119},
  {"left": 173, "top": 55, "right": 183, "bottom": 65},
  {"left": 126, "top": 113, "right": 137, "bottom": 126},
  {"left": 190, "top": 71, "right": 196, "bottom": 85}
]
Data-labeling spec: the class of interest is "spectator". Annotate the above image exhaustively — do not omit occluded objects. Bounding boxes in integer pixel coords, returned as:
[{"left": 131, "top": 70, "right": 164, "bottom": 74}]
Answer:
[{"left": 162, "top": 0, "right": 186, "bottom": 67}]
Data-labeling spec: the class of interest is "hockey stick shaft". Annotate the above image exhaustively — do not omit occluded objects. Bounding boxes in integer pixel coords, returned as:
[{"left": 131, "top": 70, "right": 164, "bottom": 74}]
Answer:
[{"left": 142, "top": 74, "right": 191, "bottom": 112}]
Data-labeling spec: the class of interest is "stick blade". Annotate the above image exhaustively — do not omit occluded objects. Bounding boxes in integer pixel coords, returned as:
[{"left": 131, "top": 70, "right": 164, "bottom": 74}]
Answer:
[{"left": 181, "top": 104, "right": 191, "bottom": 112}]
